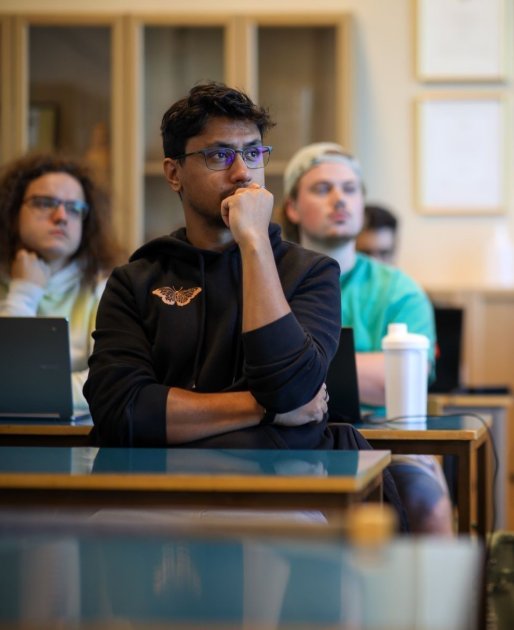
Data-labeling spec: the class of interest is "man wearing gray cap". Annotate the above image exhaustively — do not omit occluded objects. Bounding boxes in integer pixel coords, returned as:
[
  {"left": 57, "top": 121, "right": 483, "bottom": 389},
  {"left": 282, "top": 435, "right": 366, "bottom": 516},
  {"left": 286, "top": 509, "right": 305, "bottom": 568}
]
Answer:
[{"left": 282, "top": 142, "right": 453, "bottom": 535}]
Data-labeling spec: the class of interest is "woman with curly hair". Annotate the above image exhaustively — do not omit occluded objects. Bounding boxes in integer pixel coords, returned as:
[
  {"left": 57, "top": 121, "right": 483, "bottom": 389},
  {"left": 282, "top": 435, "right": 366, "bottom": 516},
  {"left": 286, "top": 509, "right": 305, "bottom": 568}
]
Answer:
[{"left": 0, "top": 152, "right": 125, "bottom": 411}]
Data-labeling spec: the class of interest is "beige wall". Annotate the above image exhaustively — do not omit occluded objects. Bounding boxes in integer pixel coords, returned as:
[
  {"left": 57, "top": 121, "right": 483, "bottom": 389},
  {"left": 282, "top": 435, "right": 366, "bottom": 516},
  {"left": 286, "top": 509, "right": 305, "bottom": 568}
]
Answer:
[{"left": 3, "top": 0, "right": 513, "bottom": 290}]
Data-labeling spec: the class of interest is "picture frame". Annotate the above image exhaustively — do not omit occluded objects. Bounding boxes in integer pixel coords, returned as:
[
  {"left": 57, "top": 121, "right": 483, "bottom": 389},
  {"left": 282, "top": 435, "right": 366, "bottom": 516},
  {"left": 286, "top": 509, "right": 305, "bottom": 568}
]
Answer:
[
  {"left": 414, "top": 93, "right": 506, "bottom": 216},
  {"left": 415, "top": 0, "right": 506, "bottom": 82},
  {"left": 28, "top": 103, "right": 59, "bottom": 152}
]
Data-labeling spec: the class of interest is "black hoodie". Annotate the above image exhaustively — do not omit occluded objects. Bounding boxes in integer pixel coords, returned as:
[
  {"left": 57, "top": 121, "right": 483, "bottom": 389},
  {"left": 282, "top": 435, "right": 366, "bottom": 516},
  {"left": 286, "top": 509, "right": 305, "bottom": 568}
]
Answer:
[{"left": 85, "top": 223, "right": 341, "bottom": 447}]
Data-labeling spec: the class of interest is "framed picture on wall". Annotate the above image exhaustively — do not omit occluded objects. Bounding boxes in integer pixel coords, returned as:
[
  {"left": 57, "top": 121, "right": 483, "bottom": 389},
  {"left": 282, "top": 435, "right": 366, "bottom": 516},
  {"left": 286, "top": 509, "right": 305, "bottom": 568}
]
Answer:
[
  {"left": 415, "top": 0, "right": 506, "bottom": 82},
  {"left": 414, "top": 93, "right": 506, "bottom": 215}
]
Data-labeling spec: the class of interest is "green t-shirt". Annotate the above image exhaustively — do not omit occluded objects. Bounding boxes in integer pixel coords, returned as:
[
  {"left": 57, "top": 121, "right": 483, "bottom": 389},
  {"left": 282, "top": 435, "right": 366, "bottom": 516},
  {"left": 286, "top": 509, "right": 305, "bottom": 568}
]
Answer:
[{"left": 340, "top": 254, "right": 436, "bottom": 412}]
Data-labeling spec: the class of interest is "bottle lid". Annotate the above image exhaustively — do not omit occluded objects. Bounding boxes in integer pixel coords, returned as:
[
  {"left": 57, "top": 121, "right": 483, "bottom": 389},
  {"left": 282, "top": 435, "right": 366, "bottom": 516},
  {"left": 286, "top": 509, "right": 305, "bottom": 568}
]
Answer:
[
  {"left": 387, "top": 323, "right": 407, "bottom": 336},
  {"left": 381, "top": 322, "right": 429, "bottom": 350}
]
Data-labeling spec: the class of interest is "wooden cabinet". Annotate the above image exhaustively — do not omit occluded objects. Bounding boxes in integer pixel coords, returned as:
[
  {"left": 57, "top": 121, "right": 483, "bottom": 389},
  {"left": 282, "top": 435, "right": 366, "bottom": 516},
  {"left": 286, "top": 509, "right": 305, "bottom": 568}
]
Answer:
[
  {"left": 0, "top": 14, "right": 128, "bottom": 241},
  {"left": 136, "top": 17, "right": 230, "bottom": 245},
  {"left": 0, "top": 12, "right": 352, "bottom": 251},
  {"left": 250, "top": 15, "right": 352, "bottom": 223},
  {"left": 0, "top": 16, "right": 15, "bottom": 165}
]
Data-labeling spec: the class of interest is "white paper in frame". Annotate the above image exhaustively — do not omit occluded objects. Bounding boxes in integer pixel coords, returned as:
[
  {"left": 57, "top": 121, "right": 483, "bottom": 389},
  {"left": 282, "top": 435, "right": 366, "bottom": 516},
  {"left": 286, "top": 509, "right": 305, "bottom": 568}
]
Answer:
[
  {"left": 415, "top": 95, "right": 506, "bottom": 215},
  {"left": 416, "top": 0, "right": 506, "bottom": 82}
]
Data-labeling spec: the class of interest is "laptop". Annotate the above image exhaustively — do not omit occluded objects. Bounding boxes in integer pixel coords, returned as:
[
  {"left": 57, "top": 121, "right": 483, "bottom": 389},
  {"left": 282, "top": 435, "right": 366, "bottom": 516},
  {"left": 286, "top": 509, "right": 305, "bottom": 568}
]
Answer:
[
  {"left": 429, "top": 306, "right": 464, "bottom": 394},
  {"left": 0, "top": 317, "right": 75, "bottom": 420},
  {"left": 326, "top": 327, "right": 362, "bottom": 423},
  {"left": 429, "top": 305, "right": 509, "bottom": 395}
]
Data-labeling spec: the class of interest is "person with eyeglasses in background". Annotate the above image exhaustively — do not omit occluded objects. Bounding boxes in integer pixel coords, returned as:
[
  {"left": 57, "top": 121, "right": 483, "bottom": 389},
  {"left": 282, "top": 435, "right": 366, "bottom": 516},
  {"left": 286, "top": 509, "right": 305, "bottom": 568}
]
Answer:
[
  {"left": 0, "top": 152, "right": 125, "bottom": 412},
  {"left": 356, "top": 204, "right": 398, "bottom": 265}
]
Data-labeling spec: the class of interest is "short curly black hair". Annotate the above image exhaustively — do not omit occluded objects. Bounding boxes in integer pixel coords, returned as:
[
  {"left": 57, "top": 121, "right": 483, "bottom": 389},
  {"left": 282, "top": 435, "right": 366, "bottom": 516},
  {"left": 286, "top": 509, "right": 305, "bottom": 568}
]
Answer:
[
  {"left": 363, "top": 204, "right": 398, "bottom": 232},
  {"left": 160, "top": 81, "right": 275, "bottom": 159}
]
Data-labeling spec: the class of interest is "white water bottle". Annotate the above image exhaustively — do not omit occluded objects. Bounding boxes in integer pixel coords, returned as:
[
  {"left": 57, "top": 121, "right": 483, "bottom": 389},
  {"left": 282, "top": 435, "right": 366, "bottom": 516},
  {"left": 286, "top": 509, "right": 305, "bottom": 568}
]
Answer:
[{"left": 381, "top": 323, "right": 429, "bottom": 423}]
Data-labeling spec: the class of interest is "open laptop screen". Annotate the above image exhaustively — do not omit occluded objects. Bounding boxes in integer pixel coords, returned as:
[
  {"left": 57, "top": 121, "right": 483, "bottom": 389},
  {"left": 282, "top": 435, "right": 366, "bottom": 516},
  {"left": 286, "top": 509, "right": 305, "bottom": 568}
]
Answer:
[
  {"left": 326, "top": 327, "right": 362, "bottom": 423},
  {"left": 0, "top": 317, "right": 73, "bottom": 420},
  {"left": 429, "top": 306, "right": 463, "bottom": 393}
]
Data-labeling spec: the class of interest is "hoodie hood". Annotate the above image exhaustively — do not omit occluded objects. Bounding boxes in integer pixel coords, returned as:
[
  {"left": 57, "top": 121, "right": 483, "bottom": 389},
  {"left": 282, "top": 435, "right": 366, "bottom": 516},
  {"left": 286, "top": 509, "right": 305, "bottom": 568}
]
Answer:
[{"left": 130, "top": 223, "right": 284, "bottom": 263}]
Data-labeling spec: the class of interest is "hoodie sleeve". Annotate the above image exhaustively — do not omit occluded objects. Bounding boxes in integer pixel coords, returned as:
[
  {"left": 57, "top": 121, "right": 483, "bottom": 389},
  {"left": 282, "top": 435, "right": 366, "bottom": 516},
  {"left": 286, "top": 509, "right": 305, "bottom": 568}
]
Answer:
[
  {"left": 0, "top": 279, "right": 44, "bottom": 316},
  {"left": 242, "top": 253, "right": 341, "bottom": 413},
  {"left": 84, "top": 266, "right": 169, "bottom": 446}
]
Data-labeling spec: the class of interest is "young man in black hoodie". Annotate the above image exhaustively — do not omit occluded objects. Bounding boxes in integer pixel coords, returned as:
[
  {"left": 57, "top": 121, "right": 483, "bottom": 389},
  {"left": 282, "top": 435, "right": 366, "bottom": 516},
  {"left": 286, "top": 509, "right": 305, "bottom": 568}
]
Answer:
[{"left": 84, "top": 82, "right": 342, "bottom": 449}]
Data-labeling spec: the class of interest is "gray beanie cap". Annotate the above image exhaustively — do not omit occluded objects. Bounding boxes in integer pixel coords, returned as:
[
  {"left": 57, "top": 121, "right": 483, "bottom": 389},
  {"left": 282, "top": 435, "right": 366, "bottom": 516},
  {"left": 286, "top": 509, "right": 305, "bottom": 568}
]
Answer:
[{"left": 283, "top": 142, "right": 362, "bottom": 198}]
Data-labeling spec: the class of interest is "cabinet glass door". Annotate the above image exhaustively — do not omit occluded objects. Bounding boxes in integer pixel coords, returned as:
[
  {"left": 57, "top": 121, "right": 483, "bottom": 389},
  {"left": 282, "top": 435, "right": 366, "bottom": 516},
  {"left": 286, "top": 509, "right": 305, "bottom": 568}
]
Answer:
[
  {"left": 143, "top": 26, "right": 224, "bottom": 244},
  {"left": 0, "top": 16, "right": 14, "bottom": 165},
  {"left": 28, "top": 25, "right": 112, "bottom": 189},
  {"left": 257, "top": 24, "right": 341, "bottom": 217},
  {"left": 0, "top": 19, "right": 5, "bottom": 162}
]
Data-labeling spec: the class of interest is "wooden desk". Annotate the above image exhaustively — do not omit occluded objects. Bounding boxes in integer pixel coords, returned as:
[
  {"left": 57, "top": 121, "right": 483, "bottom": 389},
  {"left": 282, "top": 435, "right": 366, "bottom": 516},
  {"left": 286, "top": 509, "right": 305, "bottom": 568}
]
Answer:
[
  {"left": 0, "top": 521, "right": 482, "bottom": 630},
  {"left": 429, "top": 393, "right": 512, "bottom": 528},
  {"left": 355, "top": 416, "right": 490, "bottom": 536},
  {"left": 0, "top": 447, "right": 390, "bottom": 519},
  {"left": 0, "top": 417, "right": 92, "bottom": 446}
]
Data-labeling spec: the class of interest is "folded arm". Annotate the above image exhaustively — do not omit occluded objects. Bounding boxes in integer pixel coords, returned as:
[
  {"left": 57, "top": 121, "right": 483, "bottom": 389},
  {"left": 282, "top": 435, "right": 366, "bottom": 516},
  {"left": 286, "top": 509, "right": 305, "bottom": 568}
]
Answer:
[{"left": 165, "top": 384, "right": 328, "bottom": 444}]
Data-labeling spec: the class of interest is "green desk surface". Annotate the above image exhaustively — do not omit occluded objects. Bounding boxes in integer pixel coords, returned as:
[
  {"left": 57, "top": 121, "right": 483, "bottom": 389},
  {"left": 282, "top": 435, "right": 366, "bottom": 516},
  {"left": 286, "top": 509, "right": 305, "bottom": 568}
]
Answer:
[
  {"left": 0, "top": 523, "right": 482, "bottom": 629},
  {"left": 0, "top": 446, "right": 372, "bottom": 477}
]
